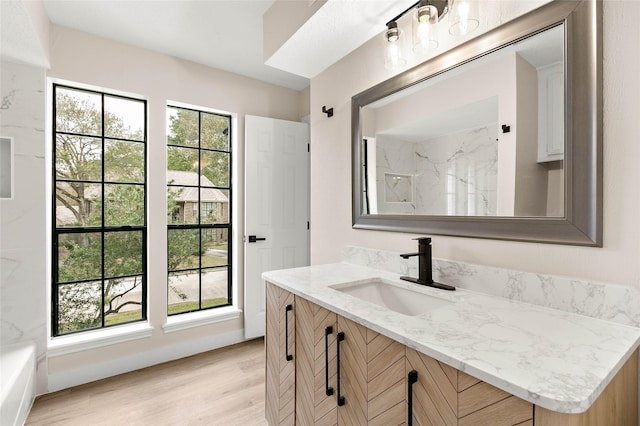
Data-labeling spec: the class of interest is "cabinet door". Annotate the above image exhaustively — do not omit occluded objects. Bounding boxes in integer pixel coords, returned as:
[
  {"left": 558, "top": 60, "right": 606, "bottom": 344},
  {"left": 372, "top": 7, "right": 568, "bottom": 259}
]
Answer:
[
  {"left": 457, "top": 374, "right": 532, "bottom": 426},
  {"left": 295, "top": 296, "right": 338, "bottom": 426},
  {"left": 537, "top": 61, "right": 564, "bottom": 162},
  {"left": 337, "top": 315, "right": 406, "bottom": 425},
  {"left": 406, "top": 348, "right": 533, "bottom": 426},
  {"left": 265, "top": 283, "right": 296, "bottom": 425},
  {"left": 366, "top": 325, "right": 407, "bottom": 425},
  {"left": 406, "top": 347, "right": 457, "bottom": 425}
]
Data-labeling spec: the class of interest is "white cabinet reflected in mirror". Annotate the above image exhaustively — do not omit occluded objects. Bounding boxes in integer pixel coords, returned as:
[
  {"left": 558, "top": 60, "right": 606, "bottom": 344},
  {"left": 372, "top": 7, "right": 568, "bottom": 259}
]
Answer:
[
  {"left": 361, "top": 24, "right": 564, "bottom": 218},
  {"left": 352, "top": 0, "right": 602, "bottom": 246}
]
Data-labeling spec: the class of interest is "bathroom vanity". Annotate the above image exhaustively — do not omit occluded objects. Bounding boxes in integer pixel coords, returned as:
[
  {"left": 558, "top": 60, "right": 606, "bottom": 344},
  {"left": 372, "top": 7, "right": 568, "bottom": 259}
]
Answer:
[{"left": 264, "top": 263, "right": 640, "bottom": 425}]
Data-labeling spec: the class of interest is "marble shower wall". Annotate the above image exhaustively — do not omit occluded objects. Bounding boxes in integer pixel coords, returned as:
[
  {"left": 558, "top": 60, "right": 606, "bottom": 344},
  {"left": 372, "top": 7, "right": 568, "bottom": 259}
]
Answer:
[
  {"left": 375, "top": 124, "right": 498, "bottom": 216},
  {"left": 375, "top": 136, "right": 415, "bottom": 214},
  {"left": 415, "top": 125, "right": 498, "bottom": 216},
  {"left": 0, "top": 60, "right": 48, "bottom": 392},
  {"left": 342, "top": 245, "right": 640, "bottom": 328}
]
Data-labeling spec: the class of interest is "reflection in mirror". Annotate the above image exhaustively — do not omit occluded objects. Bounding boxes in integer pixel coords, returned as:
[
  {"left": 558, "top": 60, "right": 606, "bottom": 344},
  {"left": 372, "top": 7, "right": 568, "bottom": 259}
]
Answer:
[{"left": 361, "top": 24, "right": 565, "bottom": 218}]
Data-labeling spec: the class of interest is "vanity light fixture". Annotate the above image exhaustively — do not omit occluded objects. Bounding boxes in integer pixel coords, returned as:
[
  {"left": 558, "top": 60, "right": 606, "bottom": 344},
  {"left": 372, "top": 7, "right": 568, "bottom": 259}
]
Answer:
[{"left": 383, "top": 0, "right": 478, "bottom": 68}]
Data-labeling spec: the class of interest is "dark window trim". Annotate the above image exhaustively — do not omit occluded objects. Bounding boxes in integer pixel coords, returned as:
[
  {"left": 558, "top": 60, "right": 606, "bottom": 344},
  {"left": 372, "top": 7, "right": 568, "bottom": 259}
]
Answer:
[
  {"left": 52, "top": 83, "right": 148, "bottom": 337},
  {"left": 166, "top": 105, "right": 233, "bottom": 316}
]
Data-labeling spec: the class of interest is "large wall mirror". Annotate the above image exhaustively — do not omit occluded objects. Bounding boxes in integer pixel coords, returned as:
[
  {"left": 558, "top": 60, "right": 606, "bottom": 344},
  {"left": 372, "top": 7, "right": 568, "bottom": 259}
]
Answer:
[{"left": 352, "top": 0, "right": 602, "bottom": 246}]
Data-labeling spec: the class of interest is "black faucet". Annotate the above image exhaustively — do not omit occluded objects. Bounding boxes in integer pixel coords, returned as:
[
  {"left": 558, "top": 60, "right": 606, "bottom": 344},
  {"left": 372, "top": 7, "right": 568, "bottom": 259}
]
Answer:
[{"left": 400, "top": 237, "right": 455, "bottom": 291}]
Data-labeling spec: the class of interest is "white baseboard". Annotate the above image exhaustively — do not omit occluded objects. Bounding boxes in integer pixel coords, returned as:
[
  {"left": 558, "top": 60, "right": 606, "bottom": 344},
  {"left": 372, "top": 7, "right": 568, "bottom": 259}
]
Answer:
[{"left": 47, "top": 329, "right": 246, "bottom": 392}]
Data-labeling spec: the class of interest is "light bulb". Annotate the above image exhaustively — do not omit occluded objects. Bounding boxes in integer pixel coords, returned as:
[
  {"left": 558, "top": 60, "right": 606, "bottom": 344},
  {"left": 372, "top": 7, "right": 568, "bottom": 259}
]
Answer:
[
  {"left": 413, "top": 4, "right": 438, "bottom": 53},
  {"left": 384, "top": 21, "right": 406, "bottom": 70}
]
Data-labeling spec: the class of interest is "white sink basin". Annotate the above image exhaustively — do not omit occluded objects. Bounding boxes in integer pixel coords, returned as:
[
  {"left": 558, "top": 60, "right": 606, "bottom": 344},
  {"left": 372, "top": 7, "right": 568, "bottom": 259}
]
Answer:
[{"left": 330, "top": 278, "right": 454, "bottom": 316}]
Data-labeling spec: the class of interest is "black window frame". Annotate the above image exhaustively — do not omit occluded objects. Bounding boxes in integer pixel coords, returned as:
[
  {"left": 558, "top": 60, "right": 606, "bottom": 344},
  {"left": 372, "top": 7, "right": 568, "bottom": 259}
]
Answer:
[
  {"left": 51, "top": 83, "right": 148, "bottom": 337},
  {"left": 166, "top": 105, "right": 233, "bottom": 315}
]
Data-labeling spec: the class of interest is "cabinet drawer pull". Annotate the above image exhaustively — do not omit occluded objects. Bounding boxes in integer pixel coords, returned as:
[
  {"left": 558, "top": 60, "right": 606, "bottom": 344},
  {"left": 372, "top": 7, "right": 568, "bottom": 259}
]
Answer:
[
  {"left": 285, "top": 304, "right": 293, "bottom": 362},
  {"left": 408, "top": 370, "right": 418, "bottom": 426},
  {"left": 336, "top": 331, "right": 345, "bottom": 406},
  {"left": 325, "top": 326, "right": 334, "bottom": 396}
]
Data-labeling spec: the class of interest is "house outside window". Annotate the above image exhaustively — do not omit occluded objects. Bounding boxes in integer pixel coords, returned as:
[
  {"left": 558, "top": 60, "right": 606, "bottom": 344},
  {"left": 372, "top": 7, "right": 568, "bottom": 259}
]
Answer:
[
  {"left": 166, "top": 105, "right": 232, "bottom": 315},
  {"left": 52, "top": 84, "right": 147, "bottom": 336}
]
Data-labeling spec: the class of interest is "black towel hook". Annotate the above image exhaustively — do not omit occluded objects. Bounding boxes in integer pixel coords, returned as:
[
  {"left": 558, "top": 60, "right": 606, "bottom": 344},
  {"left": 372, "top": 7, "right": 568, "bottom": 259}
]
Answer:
[{"left": 322, "top": 106, "right": 334, "bottom": 118}]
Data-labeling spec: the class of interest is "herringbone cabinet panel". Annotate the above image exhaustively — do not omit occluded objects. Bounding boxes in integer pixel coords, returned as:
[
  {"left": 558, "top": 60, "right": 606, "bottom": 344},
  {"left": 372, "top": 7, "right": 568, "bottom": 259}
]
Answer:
[
  {"left": 337, "top": 316, "right": 406, "bottom": 426},
  {"left": 337, "top": 316, "right": 368, "bottom": 426},
  {"left": 265, "top": 283, "right": 295, "bottom": 425},
  {"left": 406, "top": 347, "right": 457, "bottom": 425},
  {"left": 366, "top": 329, "right": 406, "bottom": 425},
  {"left": 295, "top": 296, "right": 338, "bottom": 426},
  {"left": 406, "top": 348, "right": 533, "bottom": 426}
]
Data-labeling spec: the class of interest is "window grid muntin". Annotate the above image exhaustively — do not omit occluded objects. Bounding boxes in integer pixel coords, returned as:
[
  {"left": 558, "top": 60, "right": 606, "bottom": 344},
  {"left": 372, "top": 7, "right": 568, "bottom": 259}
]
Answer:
[
  {"left": 166, "top": 105, "right": 232, "bottom": 315},
  {"left": 52, "top": 83, "right": 148, "bottom": 336}
]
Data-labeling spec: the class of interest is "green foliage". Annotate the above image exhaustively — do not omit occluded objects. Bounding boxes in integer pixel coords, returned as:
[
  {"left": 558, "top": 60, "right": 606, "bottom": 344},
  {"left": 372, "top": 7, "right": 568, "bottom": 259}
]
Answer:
[
  {"left": 105, "top": 185, "right": 145, "bottom": 226},
  {"left": 55, "top": 89, "right": 103, "bottom": 135},
  {"left": 167, "top": 108, "right": 230, "bottom": 187},
  {"left": 167, "top": 108, "right": 229, "bottom": 151},
  {"left": 104, "top": 231, "right": 143, "bottom": 277},
  {"left": 168, "top": 229, "right": 200, "bottom": 271},
  {"left": 58, "top": 234, "right": 102, "bottom": 283},
  {"left": 105, "top": 140, "right": 145, "bottom": 183},
  {"left": 105, "top": 309, "right": 143, "bottom": 326}
]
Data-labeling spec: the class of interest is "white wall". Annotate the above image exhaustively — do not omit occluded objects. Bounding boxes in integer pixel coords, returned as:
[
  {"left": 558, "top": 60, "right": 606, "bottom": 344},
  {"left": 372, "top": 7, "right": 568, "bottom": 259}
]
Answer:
[
  {"left": 309, "top": 1, "right": 640, "bottom": 290},
  {"left": 0, "top": 26, "right": 309, "bottom": 393}
]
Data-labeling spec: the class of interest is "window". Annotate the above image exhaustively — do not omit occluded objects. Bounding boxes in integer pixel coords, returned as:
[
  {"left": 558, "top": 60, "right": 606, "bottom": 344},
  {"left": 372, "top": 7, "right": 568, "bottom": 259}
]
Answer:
[
  {"left": 52, "top": 84, "right": 147, "bottom": 336},
  {"left": 166, "top": 106, "right": 232, "bottom": 315},
  {"left": 201, "top": 202, "right": 217, "bottom": 219}
]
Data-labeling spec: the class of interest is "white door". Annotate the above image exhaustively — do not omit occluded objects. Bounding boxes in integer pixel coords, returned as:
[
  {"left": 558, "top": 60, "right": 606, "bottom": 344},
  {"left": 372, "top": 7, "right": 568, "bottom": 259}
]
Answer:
[{"left": 244, "top": 115, "right": 309, "bottom": 339}]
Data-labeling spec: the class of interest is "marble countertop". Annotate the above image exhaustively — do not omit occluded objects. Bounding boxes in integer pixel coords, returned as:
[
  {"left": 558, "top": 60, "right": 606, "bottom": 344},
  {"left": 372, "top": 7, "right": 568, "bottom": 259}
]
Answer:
[{"left": 263, "top": 262, "right": 640, "bottom": 414}]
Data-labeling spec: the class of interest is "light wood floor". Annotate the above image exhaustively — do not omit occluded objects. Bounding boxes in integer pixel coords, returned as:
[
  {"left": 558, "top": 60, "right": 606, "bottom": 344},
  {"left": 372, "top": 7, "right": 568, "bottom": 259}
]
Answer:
[{"left": 26, "top": 338, "right": 268, "bottom": 426}]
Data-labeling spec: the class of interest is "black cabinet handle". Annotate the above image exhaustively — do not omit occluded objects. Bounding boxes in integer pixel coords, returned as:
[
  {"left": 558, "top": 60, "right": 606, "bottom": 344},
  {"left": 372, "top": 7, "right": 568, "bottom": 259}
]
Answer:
[
  {"left": 324, "top": 326, "right": 334, "bottom": 396},
  {"left": 408, "top": 370, "right": 418, "bottom": 426},
  {"left": 285, "top": 304, "right": 293, "bottom": 361},
  {"left": 336, "top": 331, "right": 345, "bottom": 406}
]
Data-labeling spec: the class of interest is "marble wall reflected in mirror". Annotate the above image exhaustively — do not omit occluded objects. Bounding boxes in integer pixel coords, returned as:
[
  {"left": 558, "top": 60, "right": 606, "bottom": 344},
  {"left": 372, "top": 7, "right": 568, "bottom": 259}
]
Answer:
[{"left": 361, "top": 24, "right": 565, "bottom": 218}]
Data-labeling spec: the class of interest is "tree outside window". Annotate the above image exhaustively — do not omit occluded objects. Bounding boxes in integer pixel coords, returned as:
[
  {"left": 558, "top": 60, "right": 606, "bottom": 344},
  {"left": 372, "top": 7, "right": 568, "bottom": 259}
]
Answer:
[
  {"left": 166, "top": 106, "right": 232, "bottom": 315},
  {"left": 53, "top": 85, "right": 148, "bottom": 335}
]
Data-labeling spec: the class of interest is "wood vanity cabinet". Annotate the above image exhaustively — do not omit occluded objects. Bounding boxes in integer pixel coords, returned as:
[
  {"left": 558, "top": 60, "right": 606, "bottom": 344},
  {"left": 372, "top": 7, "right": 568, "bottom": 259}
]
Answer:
[
  {"left": 294, "top": 295, "right": 406, "bottom": 425},
  {"left": 266, "top": 284, "right": 638, "bottom": 426},
  {"left": 265, "top": 283, "right": 296, "bottom": 425}
]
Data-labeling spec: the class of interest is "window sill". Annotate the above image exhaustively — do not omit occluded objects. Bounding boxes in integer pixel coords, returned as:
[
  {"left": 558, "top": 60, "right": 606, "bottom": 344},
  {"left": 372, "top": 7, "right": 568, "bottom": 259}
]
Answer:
[
  {"left": 163, "top": 306, "right": 242, "bottom": 334},
  {"left": 48, "top": 322, "right": 154, "bottom": 357}
]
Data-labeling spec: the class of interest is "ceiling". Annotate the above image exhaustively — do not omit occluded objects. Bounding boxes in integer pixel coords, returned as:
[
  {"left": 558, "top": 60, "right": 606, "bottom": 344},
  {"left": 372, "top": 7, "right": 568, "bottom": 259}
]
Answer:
[{"left": 42, "top": 0, "right": 311, "bottom": 90}]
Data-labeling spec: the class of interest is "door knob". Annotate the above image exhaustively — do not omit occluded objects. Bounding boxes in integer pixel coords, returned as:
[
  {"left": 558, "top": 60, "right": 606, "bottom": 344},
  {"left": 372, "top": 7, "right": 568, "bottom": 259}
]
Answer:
[{"left": 248, "top": 235, "right": 266, "bottom": 243}]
